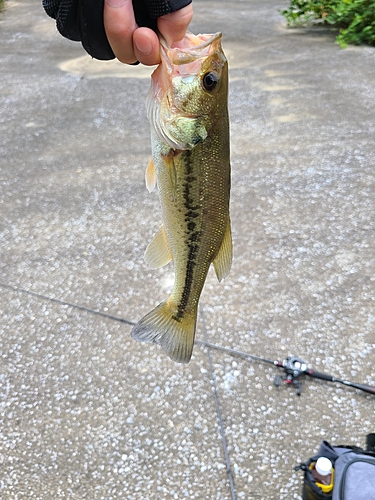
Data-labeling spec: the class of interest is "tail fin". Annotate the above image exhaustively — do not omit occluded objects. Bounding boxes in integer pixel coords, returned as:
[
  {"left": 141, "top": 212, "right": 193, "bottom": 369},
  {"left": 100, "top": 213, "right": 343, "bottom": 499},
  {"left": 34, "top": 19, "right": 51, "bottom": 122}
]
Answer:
[{"left": 131, "top": 301, "right": 197, "bottom": 364}]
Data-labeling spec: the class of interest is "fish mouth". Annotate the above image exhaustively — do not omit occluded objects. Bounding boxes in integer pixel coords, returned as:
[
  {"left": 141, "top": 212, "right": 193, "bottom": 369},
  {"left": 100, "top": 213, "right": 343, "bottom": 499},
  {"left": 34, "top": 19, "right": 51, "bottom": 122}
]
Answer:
[
  {"left": 146, "top": 32, "right": 223, "bottom": 150},
  {"left": 159, "top": 32, "right": 222, "bottom": 67}
]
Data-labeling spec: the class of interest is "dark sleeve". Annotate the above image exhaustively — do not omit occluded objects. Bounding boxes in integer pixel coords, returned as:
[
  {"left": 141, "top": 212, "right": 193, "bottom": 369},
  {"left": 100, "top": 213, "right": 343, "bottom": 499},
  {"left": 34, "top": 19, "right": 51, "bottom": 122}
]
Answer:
[{"left": 42, "top": 0, "right": 192, "bottom": 61}]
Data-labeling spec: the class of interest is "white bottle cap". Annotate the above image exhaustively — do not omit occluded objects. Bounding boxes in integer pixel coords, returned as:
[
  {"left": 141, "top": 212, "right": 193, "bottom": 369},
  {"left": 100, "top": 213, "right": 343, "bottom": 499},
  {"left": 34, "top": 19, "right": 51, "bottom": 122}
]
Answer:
[{"left": 316, "top": 457, "right": 332, "bottom": 476}]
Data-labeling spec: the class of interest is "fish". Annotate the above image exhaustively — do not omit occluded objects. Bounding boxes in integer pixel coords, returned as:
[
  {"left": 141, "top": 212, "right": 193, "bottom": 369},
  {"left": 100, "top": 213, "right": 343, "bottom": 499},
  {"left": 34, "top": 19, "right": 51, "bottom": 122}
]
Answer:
[{"left": 131, "top": 32, "right": 232, "bottom": 364}]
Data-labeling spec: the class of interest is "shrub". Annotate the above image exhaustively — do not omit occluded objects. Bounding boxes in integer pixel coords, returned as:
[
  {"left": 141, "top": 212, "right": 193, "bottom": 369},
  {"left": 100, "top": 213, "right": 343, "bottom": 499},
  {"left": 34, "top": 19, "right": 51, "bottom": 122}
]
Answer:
[{"left": 281, "top": 0, "right": 375, "bottom": 47}]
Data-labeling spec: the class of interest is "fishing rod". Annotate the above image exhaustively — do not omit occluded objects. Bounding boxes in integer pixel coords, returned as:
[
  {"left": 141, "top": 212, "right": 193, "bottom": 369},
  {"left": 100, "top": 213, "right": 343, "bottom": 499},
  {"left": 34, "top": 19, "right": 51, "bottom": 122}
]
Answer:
[{"left": 196, "top": 340, "right": 375, "bottom": 397}]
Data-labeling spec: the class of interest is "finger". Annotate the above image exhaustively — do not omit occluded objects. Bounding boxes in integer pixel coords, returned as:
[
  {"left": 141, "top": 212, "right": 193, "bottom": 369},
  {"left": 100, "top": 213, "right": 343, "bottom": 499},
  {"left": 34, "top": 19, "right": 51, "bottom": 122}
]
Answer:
[
  {"left": 133, "top": 28, "right": 160, "bottom": 66},
  {"left": 157, "top": 4, "right": 193, "bottom": 47},
  {"left": 104, "top": 0, "right": 138, "bottom": 64}
]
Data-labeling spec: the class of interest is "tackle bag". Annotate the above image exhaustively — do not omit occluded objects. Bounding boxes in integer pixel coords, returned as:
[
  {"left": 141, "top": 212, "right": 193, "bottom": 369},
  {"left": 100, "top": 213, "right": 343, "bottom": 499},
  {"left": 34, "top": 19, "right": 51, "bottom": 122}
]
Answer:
[{"left": 296, "top": 433, "right": 375, "bottom": 500}]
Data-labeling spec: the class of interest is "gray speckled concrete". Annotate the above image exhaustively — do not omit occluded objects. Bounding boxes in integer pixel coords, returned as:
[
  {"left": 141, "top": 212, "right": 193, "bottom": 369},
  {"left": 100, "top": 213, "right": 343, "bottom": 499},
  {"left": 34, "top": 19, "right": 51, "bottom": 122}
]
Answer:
[{"left": 1, "top": 1, "right": 375, "bottom": 498}]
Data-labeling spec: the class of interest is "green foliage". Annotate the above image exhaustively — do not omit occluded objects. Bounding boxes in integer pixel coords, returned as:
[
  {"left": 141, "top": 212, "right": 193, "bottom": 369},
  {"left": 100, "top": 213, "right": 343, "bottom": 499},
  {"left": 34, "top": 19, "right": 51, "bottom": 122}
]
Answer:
[{"left": 281, "top": 0, "right": 375, "bottom": 47}]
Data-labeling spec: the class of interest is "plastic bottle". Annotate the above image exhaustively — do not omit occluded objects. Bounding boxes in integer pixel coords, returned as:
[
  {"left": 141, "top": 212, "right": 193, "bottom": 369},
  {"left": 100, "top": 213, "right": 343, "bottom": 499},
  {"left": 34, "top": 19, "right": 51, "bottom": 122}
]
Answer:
[{"left": 310, "top": 457, "right": 334, "bottom": 493}]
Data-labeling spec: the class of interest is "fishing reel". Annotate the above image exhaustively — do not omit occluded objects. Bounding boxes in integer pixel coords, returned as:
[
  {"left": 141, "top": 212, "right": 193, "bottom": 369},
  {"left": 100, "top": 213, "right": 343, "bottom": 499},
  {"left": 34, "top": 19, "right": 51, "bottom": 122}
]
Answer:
[{"left": 274, "top": 356, "right": 308, "bottom": 396}]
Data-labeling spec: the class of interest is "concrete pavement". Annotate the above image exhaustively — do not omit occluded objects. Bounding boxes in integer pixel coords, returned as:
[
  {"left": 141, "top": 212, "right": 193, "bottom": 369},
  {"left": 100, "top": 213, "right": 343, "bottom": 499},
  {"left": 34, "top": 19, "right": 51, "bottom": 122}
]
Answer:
[{"left": 1, "top": 0, "right": 375, "bottom": 498}]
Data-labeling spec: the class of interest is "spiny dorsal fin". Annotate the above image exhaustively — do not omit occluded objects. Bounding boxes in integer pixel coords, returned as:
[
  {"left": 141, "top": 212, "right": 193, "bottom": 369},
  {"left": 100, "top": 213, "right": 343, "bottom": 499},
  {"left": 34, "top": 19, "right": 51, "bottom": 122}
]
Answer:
[
  {"left": 144, "top": 225, "right": 173, "bottom": 269},
  {"left": 145, "top": 156, "right": 157, "bottom": 193},
  {"left": 213, "top": 218, "right": 232, "bottom": 282}
]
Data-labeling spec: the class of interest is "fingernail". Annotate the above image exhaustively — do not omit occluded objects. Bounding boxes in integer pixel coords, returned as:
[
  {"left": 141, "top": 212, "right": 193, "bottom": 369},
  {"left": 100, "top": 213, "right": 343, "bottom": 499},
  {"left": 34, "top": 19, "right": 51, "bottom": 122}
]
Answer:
[
  {"left": 135, "top": 37, "right": 153, "bottom": 56},
  {"left": 106, "top": 0, "right": 126, "bottom": 7}
]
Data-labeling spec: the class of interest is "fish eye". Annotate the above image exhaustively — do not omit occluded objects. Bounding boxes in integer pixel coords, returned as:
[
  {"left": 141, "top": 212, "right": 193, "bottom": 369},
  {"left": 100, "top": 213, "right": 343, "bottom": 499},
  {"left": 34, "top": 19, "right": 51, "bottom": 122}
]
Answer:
[{"left": 202, "top": 72, "right": 219, "bottom": 92}]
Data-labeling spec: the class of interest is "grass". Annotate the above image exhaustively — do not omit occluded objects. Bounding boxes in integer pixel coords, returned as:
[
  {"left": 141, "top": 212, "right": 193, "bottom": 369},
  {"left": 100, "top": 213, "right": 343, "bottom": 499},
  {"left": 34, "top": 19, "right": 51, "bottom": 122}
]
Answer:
[{"left": 281, "top": 0, "right": 375, "bottom": 47}]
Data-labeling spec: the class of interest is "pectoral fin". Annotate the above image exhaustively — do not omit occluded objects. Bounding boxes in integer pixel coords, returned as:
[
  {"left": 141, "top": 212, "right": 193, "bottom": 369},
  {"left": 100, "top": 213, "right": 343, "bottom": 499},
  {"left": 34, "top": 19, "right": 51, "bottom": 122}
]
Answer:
[
  {"left": 145, "top": 225, "right": 173, "bottom": 269},
  {"left": 145, "top": 157, "right": 157, "bottom": 193},
  {"left": 161, "top": 153, "right": 177, "bottom": 201},
  {"left": 167, "top": 156, "right": 177, "bottom": 200},
  {"left": 213, "top": 218, "right": 232, "bottom": 282}
]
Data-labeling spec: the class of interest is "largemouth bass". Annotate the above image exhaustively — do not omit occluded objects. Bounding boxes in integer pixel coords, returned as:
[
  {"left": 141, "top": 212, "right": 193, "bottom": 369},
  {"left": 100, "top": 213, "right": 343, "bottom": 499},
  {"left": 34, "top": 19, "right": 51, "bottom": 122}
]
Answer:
[{"left": 131, "top": 32, "right": 232, "bottom": 364}]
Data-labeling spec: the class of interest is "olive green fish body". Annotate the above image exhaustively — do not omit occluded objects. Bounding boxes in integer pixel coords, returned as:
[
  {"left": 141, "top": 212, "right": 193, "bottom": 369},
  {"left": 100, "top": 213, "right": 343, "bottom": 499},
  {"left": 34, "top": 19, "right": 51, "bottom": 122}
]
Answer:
[{"left": 131, "top": 33, "right": 232, "bottom": 363}]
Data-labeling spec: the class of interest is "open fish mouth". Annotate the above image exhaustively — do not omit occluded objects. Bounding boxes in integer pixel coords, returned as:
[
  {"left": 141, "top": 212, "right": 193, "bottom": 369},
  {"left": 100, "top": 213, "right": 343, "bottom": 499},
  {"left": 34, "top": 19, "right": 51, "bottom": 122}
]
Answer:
[{"left": 159, "top": 32, "right": 222, "bottom": 67}]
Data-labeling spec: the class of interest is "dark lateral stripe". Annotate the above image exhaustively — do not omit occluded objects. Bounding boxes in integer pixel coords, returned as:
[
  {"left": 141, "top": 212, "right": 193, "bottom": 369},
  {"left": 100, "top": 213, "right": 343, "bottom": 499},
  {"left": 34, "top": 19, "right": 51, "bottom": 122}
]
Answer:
[{"left": 174, "top": 151, "right": 201, "bottom": 320}]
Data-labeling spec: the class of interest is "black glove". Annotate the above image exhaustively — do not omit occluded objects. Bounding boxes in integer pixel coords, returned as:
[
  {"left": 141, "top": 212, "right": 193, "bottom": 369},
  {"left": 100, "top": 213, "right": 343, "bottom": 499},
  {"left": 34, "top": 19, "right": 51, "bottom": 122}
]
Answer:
[{"left": 43, "top": 0, "right": 192, "bottom": 60}]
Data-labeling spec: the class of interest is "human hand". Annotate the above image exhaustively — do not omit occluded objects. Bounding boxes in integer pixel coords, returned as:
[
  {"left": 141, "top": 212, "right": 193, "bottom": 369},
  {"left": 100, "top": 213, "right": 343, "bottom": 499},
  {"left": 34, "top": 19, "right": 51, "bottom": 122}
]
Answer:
[{"left": 103, "top": 0, "right": 193, "bottom": 66}]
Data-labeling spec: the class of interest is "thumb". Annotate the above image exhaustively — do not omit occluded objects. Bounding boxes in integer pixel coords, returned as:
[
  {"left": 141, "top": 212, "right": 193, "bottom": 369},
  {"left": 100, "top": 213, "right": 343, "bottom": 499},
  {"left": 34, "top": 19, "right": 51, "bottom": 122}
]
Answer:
[{"left": 157, "top": 4, "right": 193, "bottom": 47}]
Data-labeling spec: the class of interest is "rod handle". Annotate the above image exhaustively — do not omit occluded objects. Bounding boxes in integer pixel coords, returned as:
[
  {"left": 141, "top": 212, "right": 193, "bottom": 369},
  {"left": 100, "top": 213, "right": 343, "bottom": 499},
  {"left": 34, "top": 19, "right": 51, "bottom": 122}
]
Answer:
[
  {"left": 306, "top": 369, "right": 333, "bottom": 381},
  {"left": 308, "top": 370, "right": 375, "bottom": 395},
  {"left": 344, "top": 382, "right": 375, "bottom": 395}
]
